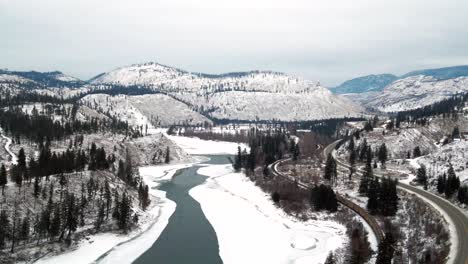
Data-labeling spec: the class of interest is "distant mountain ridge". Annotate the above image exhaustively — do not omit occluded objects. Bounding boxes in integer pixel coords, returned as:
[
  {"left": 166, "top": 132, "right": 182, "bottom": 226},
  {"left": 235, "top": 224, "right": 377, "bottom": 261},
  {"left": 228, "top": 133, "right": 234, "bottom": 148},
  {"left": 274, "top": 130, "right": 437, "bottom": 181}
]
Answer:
[
  {"left": 332, "top": 65, "right": 468, "bottom": 94},
  {"left": 0, "top": 69, "right": 84, "bottom": 88},
  {"left": 332, "top": 74, "right": 398, "bottom": 94}
]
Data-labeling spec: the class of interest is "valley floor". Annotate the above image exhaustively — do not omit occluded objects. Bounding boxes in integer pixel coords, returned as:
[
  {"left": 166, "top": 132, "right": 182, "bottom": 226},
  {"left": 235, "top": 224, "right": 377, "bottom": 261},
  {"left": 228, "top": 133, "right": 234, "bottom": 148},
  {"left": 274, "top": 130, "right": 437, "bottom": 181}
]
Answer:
[{"left": 33, "top": 135, "right": 346, "bottom": 264}]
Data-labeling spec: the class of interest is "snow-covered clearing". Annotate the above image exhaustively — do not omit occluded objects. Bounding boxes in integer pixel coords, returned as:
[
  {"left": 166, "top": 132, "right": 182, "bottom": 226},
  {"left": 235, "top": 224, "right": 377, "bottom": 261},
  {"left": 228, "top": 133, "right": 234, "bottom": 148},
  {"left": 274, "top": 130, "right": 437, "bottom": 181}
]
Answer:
[
  {"left": 35, "top": 162, "right": 195, "bottom": 264},
  {"left": 168, "top": 135, "right": 248, "bottom": 155},
  {"left": 191, "top": 164, "right": 346, "bottom": 264}
]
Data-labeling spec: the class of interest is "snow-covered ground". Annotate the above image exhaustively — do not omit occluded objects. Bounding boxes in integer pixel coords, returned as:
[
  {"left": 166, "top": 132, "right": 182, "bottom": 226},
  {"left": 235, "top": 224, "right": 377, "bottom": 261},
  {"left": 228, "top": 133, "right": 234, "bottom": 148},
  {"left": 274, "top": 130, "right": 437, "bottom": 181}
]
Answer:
[
  {"left": 168, "top": 135, "right": 248, "bottom": 155},
  {"left": 191, "top": 163, "right": 346, "bottom": 264}
]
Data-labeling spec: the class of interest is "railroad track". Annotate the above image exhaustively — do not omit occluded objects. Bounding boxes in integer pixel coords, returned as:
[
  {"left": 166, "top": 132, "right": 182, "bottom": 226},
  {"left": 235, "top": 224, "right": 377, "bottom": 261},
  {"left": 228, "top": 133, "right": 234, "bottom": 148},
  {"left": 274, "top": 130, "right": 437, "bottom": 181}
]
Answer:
[{"left": 267, "top": 158, "right": 384, "bottom": 243}]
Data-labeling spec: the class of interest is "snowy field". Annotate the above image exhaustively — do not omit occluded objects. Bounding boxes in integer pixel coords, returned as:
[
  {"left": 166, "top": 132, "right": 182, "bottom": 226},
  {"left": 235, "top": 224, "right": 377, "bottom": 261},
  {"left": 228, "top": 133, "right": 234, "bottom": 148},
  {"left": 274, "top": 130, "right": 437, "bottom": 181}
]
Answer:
[
  {"left": 168, "top": 135, "right": 248, "bottom": 155},
  {"left": 191, "top": 164, "right": 346, "bottom": 264}
]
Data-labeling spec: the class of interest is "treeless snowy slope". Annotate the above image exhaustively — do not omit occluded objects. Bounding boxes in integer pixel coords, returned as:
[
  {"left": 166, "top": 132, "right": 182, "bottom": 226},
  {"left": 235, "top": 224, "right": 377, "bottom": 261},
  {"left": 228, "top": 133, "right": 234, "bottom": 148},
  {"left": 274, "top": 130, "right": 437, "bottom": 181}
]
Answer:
[
  {"left": 198, "top": 89, "right": 363, "bottom": 121},
  {"left": 191, "top": 164, "right": 346, "bottom": 264},
  {"left": 128, "top": 94, "right": 212, "bottom": 126}
]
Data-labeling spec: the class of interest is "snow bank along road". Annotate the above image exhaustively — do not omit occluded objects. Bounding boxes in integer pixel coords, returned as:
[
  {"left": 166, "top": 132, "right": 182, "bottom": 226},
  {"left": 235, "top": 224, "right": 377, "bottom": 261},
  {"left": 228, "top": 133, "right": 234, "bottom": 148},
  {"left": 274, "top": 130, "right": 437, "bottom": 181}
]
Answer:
[
  {"left": 326, "top": 139, "right": 468, "bottom": 264},
  {"left": 267, "top": 158, "right": 384, "bottom": 244}
]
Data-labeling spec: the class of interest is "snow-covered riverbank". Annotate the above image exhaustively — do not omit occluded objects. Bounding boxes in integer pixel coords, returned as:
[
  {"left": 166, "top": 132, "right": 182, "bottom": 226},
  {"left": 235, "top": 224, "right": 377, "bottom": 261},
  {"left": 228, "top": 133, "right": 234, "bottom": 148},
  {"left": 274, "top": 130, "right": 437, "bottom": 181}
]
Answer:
[
  {"left": 191, "top": 164, "right": 346, "bottom": 264},
  {"left": 35, "top": 162, "right": 193, "bottom": 264}
]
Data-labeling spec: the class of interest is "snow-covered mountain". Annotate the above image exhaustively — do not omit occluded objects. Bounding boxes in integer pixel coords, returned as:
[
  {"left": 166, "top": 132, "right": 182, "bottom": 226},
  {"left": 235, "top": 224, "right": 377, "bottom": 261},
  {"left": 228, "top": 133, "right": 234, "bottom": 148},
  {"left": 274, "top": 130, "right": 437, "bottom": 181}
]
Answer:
[
  {"left": 90, "top": 62, "right": 365, "bottom": 121},
  {"left": 350, "top": 75, "right": 468, "bottom": 112},
  {"left": 332, "top": 74, "right": 397, "bottom": 94},
  {"left": 91, "top": 62, "right": 321, "bottom": 94}
]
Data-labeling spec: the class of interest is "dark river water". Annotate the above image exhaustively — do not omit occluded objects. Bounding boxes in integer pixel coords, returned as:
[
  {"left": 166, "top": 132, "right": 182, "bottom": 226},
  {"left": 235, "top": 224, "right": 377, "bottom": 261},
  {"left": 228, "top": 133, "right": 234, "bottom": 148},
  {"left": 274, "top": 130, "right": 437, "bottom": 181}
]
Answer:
[{"left": 134, "top": 155, "right": 231, "bottom": 264}]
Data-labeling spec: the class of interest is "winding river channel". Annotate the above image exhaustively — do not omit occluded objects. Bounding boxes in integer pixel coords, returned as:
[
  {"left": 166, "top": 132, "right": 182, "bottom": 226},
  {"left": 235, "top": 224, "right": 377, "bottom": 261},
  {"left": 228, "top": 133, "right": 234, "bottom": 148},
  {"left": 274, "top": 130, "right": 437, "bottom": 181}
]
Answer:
[{"left": 134, "top": 155, "right": 230, "bottom": 264}]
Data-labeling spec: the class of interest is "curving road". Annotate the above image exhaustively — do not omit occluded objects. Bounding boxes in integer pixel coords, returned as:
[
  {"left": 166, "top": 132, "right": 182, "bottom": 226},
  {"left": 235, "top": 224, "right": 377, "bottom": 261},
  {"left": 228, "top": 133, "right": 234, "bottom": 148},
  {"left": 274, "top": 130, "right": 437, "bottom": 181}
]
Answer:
[{"left": 325, "top": 140, "right": 468, "bottom": 264}]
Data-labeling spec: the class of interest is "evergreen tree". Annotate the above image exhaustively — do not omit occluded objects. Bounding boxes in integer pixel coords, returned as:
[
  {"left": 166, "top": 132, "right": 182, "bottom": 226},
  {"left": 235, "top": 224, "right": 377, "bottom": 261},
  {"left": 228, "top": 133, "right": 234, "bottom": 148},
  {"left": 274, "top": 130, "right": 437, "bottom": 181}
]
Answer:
[
  {"left": 95, "top": 202, "right": 105, "bottom": 231},
  {"left": 358, "top": 139, "right": 368, "bottom": 161},
  {"left": 20, "top": 213, "right": 30, "bottom": 243},
  {"left": 458, "top": 186, "right": 468, "bottom": 205},
  {"left": 378, "top": 143, "right": 388, "bottom": 168},
  {"left": 310, "top": 185, "right": 338, "bottom": 212},
  {"left": 359, "top": 151, "right": 373, "bottom": 195},
  {"left": 445, "top": 165, "right": 460, "bottom": 198},
  {"left": 451, "top": 126, "right": 460, "bottom": 139},
  {"left": 0, "top": 164, "right": 7, "bottom": 195},
  {"left": 324, "top": 251, "right": 336, "bottom": 264},
  {"left": 104, "top": 180, "right": 112, "bottom": 219},
  {"left": 324, "top": 153, "right": 337, "bottom": 184},
  {"left": 118, "top": 193, "right": 131, "bottom": 232},
  {"left": 379, "top": 178, "right": 399, "bottom": 216},
  {"left": 367, "top": 177, "right": 380, "bottom": 214},
  {"left": 0, "top": 210, "right": 10, "bottom": 248},
  {"left": 50, "top": 206, "right": 61, "bottom": 239},
  {"left": 413, "top": 146, "right": 421, "bottom": 158},
  {"left": 416, "top": 165, "right": 427, "bottom": 186},
  {"left": 436, "top": 174, "right": 446, "bottom": 194},
  {"left": 17, "top": 148, "right": 26, "bottom": 172},
  {"left": 376, "top": 232, "right": 395, "bottom": 264},
  {"left": 292, "top": 142, "right": 300, "bottom": 161},
  {"left": 234, "top": 146, "right": 242, "bottom": 172},
  {"left": 165, "top": 146, "right": 170, "bottom": 164}
]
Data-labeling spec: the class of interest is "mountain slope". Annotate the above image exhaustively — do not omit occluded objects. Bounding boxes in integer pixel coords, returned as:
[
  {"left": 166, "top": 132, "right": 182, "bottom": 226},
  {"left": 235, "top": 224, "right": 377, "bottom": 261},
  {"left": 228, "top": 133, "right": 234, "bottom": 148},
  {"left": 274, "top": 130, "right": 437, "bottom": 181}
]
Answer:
[
  {"left": 332, "top": 74, "right": 397, "bottom": 94},
  {"left": 91, "top": 62, "right": 365, "bottom": 121},
  {"left": 360, "top": 75, "right": 468, "bottom": 112}
]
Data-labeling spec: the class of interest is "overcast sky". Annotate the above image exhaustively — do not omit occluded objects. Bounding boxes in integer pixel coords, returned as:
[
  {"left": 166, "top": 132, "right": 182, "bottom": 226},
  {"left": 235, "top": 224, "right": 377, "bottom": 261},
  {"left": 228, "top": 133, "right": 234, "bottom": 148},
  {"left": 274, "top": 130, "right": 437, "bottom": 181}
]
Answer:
[{"left": 1, "top": 0, "right": 468, "bottom": 86}]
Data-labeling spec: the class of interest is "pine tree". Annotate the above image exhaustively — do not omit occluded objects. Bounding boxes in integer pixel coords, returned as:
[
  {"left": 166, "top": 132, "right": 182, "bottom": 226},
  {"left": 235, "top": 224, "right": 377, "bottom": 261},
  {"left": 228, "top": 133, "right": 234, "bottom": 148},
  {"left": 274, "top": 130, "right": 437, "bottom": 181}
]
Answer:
[
  {"left": 0, "top": 210, "right": 10, "bottom": 248},
  {"left": 458, "top": 186, "right": 468, "bottom": 205},
  {"left": 416, "top": 165, "right": 427, "bottom": 186},
  {"left": 445, "top": 165, "right": 460, "bottom": 198},
  {"left": 324, "top": 251, "right": 336, "bottom": 264},
  {"left": 376, "top": 232, "right": 395, "bottom": 264},
  {"left": 379, "top": 178, "right": 399, "bottom": 216},
  {"left": 367, "top": 177, "right": 380, "bottom": 214},
  {"left": 50, "top": 206, "right": 61, "bottom": 239},
  {"left": 234, "top": 146, "right": 242, "bottom": 172},
  {"left": 95, "top": 202, "right": 105, "bottom": 231},
  {"left": 0, "top": 164, "right": 7, "bottom": 195},
  {"left": 17, "top": 148, "right": 26, "bottom": 172},
  {"left": 359, "top": 139, "right": 368, "bottom": 161},
  {"left": 292, "top": 142, "right": 300, "bottom": 161},
  {"left": 324, "top": 153, "right": 337, "bottom": 184},
  {"left": 378, "top": 143, "right": 388, "bottom": 168},
  {"left": 118, "top": 193, "right": 131, "bottom": 232},
  {"left": 165, "top": 146, "right": 170, "bottom": 164},
  {"left": 20, "top": 213, "right": 30, "bottom": 243},
  {"left": 413, "top": 146, "right": 421, "bottom": 158},
  {"left": 359, "top": 152, "right": 373, "bottom": 195},
  {"left": 436, "top": 174, "right": 446, "bottom": 194},
  {"left": 104, "top": 180, "right": 111, "bottom": 219}
]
